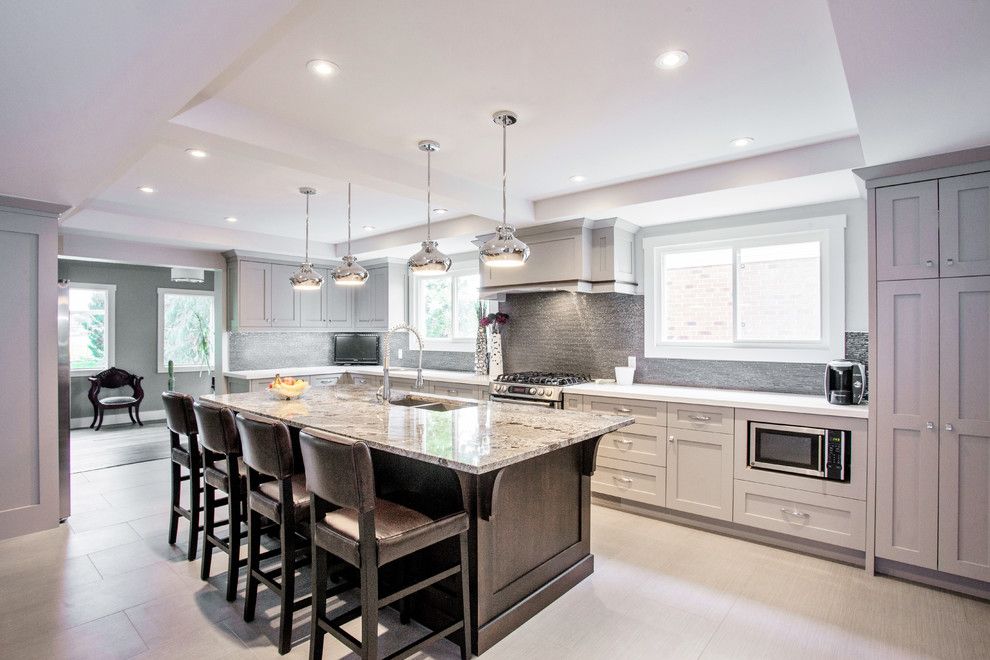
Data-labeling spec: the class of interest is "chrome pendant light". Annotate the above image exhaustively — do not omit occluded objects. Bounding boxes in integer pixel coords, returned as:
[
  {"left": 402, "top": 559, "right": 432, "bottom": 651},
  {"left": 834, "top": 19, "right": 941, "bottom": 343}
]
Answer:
[
  {"left": 480, "top": 110, "right": 530, "bottom": 268},
  {"left": 289, "top": 187, "right": 324, "bottom": 290},
  {"left": 408, "top": 139, "right": 452, "bottom": 274},
  {"left": 331, "top": 182, "right": 369, "bottom": 286}
]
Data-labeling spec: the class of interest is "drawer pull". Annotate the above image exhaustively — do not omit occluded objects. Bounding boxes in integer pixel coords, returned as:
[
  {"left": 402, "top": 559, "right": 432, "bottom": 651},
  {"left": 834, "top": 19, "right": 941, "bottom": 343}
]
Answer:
[
  {"left": 688, "top": 414, "right": 712, "bottom": 422},
  {"left": 616, "top": 407, "right": 632, "bottom": 413},
  {"left": 781, "top": 508, "right": 811, "bottom": 522},
  {"left": 614, "top": 438, "right": 633, "bottom": 448},
  {"left": 448, "top": 389, "right": 458, "bottom": 394},
  {"left": 613, "top": 475, "right": 633, "bottom": 486}
]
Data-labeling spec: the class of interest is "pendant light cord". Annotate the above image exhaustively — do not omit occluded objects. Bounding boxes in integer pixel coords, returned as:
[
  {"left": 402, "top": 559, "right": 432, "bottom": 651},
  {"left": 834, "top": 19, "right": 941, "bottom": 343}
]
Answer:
[
  {"left": 501, "top": 121, "right": 507, "bottom": 228},
  {"left": 304, "top": 192, "right": 310, "bottom": 263},
  {"left": 347, "top": 182, "right": 352, "bottom": 255},
  {"left": 426, "top": 149, "right": 432, "bottom": 241}
]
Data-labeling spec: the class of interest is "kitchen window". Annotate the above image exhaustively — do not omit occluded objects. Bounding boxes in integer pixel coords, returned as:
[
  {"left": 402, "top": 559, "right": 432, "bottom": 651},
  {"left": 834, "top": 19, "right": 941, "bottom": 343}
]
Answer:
[
  {"left": 157, "top": 288, "right": 215, "bottom": 373},
  {"left": 643, "top": 215, "right": 845, "bottom": 362},
  {"left": 68, "top": 283, "right": 115, "bottom": 375},
  {"left": 410, "top": 263, "right": 482, "bottom": 351}
]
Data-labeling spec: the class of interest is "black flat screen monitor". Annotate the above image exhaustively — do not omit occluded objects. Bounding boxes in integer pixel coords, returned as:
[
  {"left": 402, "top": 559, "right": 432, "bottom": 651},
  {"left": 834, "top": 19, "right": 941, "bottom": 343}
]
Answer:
[{"left": 333, "top": 334, "right": 380, "bottom": 365}]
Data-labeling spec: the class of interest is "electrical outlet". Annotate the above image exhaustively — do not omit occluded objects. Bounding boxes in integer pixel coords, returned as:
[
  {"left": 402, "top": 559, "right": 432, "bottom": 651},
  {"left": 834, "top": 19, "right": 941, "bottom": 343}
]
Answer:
[{"left": 397, "top": 348, "right": 403, "bottom": 360}]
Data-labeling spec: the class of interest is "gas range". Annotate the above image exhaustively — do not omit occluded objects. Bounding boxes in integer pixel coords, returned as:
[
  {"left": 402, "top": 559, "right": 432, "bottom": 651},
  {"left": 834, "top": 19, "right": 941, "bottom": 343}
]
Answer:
[{"left": 489, "top": 371, "right": 591, "bottom": 407}]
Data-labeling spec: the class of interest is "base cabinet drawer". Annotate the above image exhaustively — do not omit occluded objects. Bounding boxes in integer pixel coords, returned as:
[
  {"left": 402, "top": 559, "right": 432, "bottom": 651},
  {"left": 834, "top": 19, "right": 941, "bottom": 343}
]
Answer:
[
  {"left": 586, "top": 396, "right": 666, "bottom": 425},
  {"left": 592, "top": 457, "right": 666, "bottom": 507},
  {"left": 668, "top": 403, "right": 734, "bottom": 434},
  {"left": 430, "top": 381, "right": 481, "bottom": 400},
  {"left": 387, "top": 377, "right": 428, "bottom": 393},
  {"left": 598, "top": 423, "right": 666, "bottom": 467},
  {"left": 349, "top": 374, "right": 382, "bottom": 387},
  {"left": 310, "top": 373, "right": 342, "bottom": 387},
  {"left": 733, "top": 481, "right": 866, "bottom": 550}
]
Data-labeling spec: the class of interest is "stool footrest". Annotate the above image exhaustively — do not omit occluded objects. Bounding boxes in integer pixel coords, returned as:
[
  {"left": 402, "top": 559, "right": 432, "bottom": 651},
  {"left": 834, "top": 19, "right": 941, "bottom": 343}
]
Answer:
[{"left": 379, "top": 565, "right": 460, "bottom": 610}]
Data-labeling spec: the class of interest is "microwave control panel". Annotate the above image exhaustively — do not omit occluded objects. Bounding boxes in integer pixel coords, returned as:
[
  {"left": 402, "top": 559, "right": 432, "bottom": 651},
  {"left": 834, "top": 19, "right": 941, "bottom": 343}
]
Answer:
[{"left": 824, "top": 430, "right": 849, "bottom": 481}]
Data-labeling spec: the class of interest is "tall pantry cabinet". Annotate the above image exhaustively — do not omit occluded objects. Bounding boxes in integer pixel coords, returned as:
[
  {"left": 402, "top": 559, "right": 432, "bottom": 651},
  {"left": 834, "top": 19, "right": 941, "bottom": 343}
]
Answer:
[{"left": 862, "top": 152, "right": 990, "bottom": 586}]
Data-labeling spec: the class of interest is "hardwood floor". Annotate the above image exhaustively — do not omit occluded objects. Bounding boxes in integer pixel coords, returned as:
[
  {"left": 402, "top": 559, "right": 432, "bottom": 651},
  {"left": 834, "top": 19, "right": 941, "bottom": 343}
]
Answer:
[
  {"left": 1, "top": 457, "right": 988, "bottom": 658},
  {"left": 71, "top": 422, "right": 170, "bottom": 473}
]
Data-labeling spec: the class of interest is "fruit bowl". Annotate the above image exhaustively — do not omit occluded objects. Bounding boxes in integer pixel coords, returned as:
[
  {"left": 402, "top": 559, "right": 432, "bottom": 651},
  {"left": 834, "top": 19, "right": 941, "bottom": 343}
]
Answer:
[{"left": 265, "top": 376, "right": 310, "bottom": 400}]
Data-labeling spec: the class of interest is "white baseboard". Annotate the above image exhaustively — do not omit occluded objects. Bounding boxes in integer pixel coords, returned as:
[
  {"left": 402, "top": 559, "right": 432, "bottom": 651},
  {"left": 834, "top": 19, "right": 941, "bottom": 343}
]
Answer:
[{"left": 70, "top": 409, "right": 166, "bottom": 430}]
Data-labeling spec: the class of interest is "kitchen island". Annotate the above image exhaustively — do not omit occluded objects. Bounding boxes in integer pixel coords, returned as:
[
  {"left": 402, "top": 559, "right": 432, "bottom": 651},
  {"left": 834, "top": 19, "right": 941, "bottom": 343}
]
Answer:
[{"left": 201, "top": 385, "right": 633, "bottom": 653}]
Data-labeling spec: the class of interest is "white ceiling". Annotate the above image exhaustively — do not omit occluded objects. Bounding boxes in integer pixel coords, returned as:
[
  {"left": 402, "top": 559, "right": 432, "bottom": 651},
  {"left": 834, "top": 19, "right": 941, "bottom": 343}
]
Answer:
[{"left": 3, "top": 0, "right": 988, "bottom": 256}]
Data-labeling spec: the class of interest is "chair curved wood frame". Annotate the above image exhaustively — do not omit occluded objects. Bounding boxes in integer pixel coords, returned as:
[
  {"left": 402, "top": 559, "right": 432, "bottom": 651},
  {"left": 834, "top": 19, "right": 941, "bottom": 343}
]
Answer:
[{"left": 87, "top": 367, "right": 145, "bottom": 431}]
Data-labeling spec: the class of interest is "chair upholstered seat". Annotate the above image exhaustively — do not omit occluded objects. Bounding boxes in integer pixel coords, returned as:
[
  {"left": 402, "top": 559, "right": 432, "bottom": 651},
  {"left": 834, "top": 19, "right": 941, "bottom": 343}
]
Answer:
[
  {"left": 204, "top": 458, "right": 246, "bottom": 490},
  {"left": 100, "top": 395, "right": 137, "bottom": 405},
  {"left": 251, "top": 473, "right": 309, "bottom": 523},
  {"left": 315, "top": 499, "right": 468, "bottom": 567}
]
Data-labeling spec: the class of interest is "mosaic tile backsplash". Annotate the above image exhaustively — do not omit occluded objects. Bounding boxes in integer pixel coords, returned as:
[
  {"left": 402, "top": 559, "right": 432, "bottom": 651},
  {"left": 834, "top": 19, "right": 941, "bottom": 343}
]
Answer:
[{"left": 499, "top": 292, "right": 869, "bottom": 396}]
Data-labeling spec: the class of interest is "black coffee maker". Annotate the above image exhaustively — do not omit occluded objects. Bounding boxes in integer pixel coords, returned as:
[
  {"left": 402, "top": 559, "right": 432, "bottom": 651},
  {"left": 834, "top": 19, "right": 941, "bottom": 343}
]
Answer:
[{"left": 824, "top": 360, "right": 866, "bottom": 405}]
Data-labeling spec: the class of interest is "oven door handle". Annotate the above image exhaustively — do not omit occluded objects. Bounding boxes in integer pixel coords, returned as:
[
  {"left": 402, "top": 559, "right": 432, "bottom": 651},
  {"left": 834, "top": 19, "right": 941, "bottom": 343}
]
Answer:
[{"left": 490, "top": 395, "right": 557, "bottom": 408}]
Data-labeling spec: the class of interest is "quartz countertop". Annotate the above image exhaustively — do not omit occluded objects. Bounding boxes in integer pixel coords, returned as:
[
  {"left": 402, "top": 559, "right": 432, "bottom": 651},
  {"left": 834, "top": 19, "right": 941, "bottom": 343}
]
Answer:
[
  {"left": 200, "top": 386, "right": 633, "bottom": 474},
  {"left": 224, "top": 365, "right": 492, "bottom": 386},
  {"left": 562, "top": 382, "right": 869, "bottom": 419}
]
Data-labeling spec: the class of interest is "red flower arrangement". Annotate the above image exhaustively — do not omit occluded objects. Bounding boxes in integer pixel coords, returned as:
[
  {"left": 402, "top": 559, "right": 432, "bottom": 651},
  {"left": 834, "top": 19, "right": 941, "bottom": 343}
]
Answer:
[{"left": 480, "top": 312, "right": 509, "bottom": 331}]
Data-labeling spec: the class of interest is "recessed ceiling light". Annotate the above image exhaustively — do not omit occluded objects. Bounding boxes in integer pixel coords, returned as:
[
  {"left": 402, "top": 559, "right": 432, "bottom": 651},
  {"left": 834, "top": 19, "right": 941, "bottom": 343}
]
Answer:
[
  {"left": 362, "top": 225, "right": 375, "bottom": 232},
  {"left": 655, "top": 50, "right": 689, "bottom": 70},
  {"left": 225, "top": 216, "right": 238, "bottom": 223},
  {"left": 307, "top": 59, "right": 339, "bottom": 77},
  {"left": 432, "top": 208, "right": 448, "bottom": 215},
  {"left": 185, "top": 148, "right": 208, "bottom": 158},
  {"left": 730, "top": 136, "right": 755, "bottom": 147},
  {"left": 569, "top": 174, "right": 587, "bottom": 183},
  {"left": 137, "top": 185, "right": 155, "bottom": 193}
]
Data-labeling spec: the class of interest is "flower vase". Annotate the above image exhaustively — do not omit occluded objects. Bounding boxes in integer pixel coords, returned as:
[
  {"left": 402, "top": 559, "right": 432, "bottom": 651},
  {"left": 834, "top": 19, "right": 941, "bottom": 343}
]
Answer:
[
  {"left": 489, "top": 332, "right": 504, "bottom": 379},
  {"left": 474, "top": 325, "right": 489, "bottom": 375}
]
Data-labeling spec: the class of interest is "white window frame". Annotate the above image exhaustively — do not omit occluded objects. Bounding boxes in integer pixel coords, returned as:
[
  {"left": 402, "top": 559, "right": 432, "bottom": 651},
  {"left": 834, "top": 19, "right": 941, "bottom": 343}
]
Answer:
[
  {"left": 68, "top": 282, "right": 116, "bottom": 376},
  {"left": 409, "top": 261, "right": 483, "bottom": 352},
  {"left": 157, "top": 288, "right": 216, "bottom": 373},
  {"left": 643, "top": 215, "right": 846, "bottom": 363}
]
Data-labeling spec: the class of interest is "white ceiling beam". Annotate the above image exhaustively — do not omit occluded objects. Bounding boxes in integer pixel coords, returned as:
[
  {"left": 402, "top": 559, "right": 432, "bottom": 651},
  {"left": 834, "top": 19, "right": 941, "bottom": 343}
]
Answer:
[
  {"left": 339, "top": 214, "right": 496, "bottom": 258},
  {"left": 533, "top": 136, "right": 864, "bottom": 221}
]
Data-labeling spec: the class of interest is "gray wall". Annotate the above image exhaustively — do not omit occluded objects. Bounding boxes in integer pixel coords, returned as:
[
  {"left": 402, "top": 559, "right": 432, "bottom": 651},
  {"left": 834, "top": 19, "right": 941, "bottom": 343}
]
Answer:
[
  {"left": 500, "top": 291, "right": 867, "bottom": 395},
  {"left": 58, "top": 259, "right": 216, "bottom": 420},
  {"left": 226, "top": 330, "right": 474, "bottom": 372}
]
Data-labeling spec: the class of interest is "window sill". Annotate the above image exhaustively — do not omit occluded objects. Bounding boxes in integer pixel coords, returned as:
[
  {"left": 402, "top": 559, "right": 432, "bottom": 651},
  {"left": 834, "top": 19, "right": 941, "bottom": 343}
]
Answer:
[
  {"left": 418, "top": 341, "right": 476, "bottom": 354},
  {"left": 645, "top": 343, "right": 842, "bottom": 364},
  {"left": 157, "top": 366, "right": 214, "bottom": 374},
  {"left": 71, "top": 369, "right": 107, "bottom": 378}
]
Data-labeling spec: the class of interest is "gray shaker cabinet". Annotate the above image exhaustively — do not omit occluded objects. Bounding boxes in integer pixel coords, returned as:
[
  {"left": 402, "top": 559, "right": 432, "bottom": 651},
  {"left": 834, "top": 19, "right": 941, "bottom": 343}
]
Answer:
[
  {"left": 270, "top": 264, "right": 302, "bottom": 327},
  {"left": 326, "top": 279, "right": 354, "bottom": 330},
  {"left": 938, "top": 276, "right": 990, "bottom": 581},
  {"left": 666, "top": 428, "right": 733, "bottom": 521},
  {"left": 875, "top": 279, "right": 941, "bottom": 570},
  {"left": 299, "top": 268, "right": 330, "bottom": 327},
  {"left": 876, "top": 181, "right": 940, "bottom": 281},
  {"left": 939, "top": 172, "right": 990, "bottom": 278},
  {"left": 237, "top": 260, "right": 272, "bottom": 328}
]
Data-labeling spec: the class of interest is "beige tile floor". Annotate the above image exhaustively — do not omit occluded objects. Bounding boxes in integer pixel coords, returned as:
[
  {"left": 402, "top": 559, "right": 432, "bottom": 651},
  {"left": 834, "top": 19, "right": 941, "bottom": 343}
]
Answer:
[{"left": 1, "top": 457, "right": 989, "bottom": 659}]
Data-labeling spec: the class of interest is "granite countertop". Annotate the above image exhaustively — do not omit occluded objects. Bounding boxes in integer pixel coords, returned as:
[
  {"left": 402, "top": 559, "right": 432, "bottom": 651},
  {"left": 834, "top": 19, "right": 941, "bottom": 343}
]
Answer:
[
  {"left": 224, "top": 365, "right": 491, "bottom": 386},
  {"left": 563, "top": 382, "right": 869, "bottom": 419},
  {"left": 200, "top": 386, "right": 633, "bottom": 474}
]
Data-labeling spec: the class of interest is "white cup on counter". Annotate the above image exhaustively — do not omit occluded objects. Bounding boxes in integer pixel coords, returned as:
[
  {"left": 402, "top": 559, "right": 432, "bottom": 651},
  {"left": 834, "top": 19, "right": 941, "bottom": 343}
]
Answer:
[{"left": 615, "top": 366, "right": 634, "bottom": 386}]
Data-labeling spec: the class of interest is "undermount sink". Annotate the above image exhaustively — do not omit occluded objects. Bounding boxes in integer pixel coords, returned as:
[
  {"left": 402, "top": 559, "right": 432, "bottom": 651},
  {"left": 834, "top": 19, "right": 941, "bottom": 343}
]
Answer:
[{"left": 387, "top": 395, "right": 477, "bottom": 412}]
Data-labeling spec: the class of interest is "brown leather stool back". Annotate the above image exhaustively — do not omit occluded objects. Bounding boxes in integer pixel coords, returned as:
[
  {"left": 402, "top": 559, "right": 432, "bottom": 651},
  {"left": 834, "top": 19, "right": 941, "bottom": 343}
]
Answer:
[
  {"left": 236, "top": 414, "right": 294, "bottom": 480},
  {"left": 193, "top": 402, "right": 241, "bottom": 457},
  {"left": 162, "top": 391, "right": 197, "bottom": 437},
  {"left": 299, "top": 431, "right": 376, "bottom": 514}
]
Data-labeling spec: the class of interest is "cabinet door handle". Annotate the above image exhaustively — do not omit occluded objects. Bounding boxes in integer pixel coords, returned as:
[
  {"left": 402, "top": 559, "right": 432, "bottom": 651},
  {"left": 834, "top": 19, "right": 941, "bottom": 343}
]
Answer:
[
  {"left": 689, "top": 414, "right": 712, "bottom": 422},
  {"left": 925, "top": 259, "right": 934, "bottom": 267},
  {"left": 613, "top": 475, "right": 633, "bottom": 486},
  {"left": 781, "top": 508, "right": 810, "bottom": 521},
  {"left": 945, "top": 423, "right": 955, "bottom": 432},
  {"left": 668, "top": 435, "right": 675, "bottom": 444},
  {"left": 616, "top": 407, "right": 632, "bottom": 413},
  {"left": 946, "top": 258, "right": 955, "bottom": 266},
  {"left": 926, "top": 421, "right": 935, "bottom": 430}
]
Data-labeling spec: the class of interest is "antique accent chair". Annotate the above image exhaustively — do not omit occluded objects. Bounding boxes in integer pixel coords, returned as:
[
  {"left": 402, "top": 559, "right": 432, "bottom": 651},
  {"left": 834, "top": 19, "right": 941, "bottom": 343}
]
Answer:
[{"left": 87, "top": 367, "right": 144, "bottom": 431}]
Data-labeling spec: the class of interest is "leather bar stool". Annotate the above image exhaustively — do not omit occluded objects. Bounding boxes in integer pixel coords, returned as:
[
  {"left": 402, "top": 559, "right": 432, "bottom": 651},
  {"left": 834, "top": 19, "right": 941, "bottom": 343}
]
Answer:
[
  {"left": 192, "top": 402, "right": 247, "bottom": 602},
  {"left": 236, "top": 413, "right": 312, "bottom": 655},
  {"left": 299, "top": 428, "right": 472, "bottom": 660},
  {"left": 162, "top": 391, "right": 202, "bottom": 561}
]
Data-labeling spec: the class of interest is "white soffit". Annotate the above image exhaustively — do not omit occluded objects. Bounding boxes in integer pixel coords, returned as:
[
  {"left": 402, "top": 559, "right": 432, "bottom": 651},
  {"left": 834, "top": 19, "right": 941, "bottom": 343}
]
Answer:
[
  {"left": 828, "top": 0, "right": 990, "bottom": 164},
  {"left": 611, "top": 170, "right": 862, "bottom": 227}
]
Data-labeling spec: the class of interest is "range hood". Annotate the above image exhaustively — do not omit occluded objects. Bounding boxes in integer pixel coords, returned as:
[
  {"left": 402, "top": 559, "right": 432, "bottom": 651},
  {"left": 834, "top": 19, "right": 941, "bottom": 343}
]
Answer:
[{"left": 475, "top": 218, "right": 639, "bottom": 299}]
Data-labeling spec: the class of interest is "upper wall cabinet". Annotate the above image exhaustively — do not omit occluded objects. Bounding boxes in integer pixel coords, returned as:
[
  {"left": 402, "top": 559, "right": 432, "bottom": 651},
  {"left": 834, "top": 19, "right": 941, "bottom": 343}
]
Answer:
[
  {"left": 477, "top": 218, "right": 639, "bottom": 298},
  {"left": 226, "top": 252, "right": 406, "bottom": 331},
  {"left": 939, "top": 172, "right": 990, "bottom": 278},
  {"left": 876, "top": 173, "right": 990, "bottom": 281}
]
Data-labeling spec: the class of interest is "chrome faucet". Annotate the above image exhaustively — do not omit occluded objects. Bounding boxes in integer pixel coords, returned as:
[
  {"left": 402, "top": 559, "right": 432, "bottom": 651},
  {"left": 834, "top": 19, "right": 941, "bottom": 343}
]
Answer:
[{"left": 378, "top": 323, "right": 425, "bottom": 403}]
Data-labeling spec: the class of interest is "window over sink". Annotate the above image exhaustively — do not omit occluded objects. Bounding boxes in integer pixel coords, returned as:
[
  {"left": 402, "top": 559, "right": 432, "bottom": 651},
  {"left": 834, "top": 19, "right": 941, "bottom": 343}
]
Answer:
[
  {"left": 643, "top": 215, "right": 846, "bottom": 363},
  {"left": 410, "top": 260, "right": 483, "bottom": 352}
]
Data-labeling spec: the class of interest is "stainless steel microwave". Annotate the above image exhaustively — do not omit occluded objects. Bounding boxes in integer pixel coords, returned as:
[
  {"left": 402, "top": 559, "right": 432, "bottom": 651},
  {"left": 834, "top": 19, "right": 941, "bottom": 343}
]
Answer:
[{"left": 748, "top": 421, "right": 850, "bottom": 481}]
